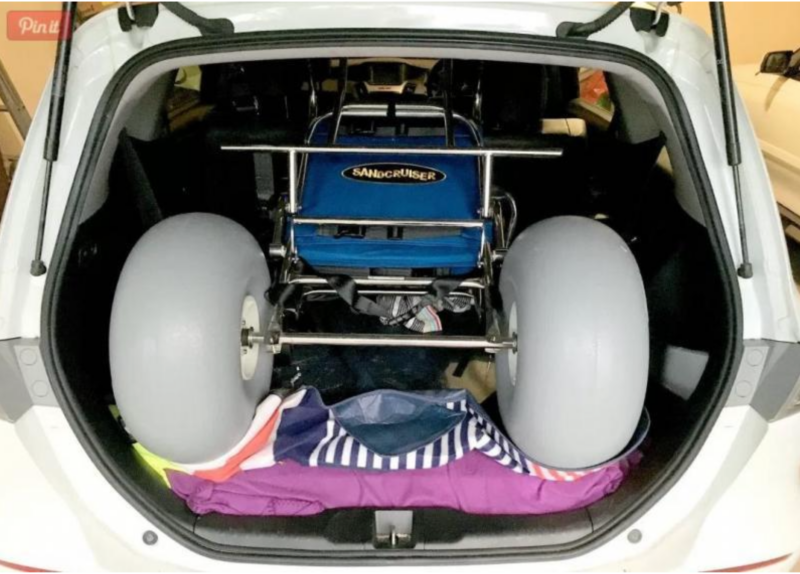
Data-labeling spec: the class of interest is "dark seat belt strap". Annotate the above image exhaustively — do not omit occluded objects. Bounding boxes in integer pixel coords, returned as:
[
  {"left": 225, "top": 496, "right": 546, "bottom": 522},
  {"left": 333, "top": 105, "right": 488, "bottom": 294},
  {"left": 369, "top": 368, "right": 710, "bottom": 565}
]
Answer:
[
  {"left": 326, "top": 275, "right": 393, "bottom": 319},
  {"left": 318, "top": 269, "right": 464, "bottom": 324}
]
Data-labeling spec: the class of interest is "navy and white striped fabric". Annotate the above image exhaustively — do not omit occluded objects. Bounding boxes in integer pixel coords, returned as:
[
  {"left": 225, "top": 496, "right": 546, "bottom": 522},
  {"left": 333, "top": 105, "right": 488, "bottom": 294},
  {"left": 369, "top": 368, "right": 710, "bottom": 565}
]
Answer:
[{"left": 272, "top": 388, "right": 648, "bottom": 481}]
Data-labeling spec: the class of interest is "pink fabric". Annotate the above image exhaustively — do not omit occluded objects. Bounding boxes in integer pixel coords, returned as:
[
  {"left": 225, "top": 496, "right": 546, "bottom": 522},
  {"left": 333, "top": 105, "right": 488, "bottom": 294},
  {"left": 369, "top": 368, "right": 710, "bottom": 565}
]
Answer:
[{"left": 168, "top": 451, "right": 639, "bottom": 517}]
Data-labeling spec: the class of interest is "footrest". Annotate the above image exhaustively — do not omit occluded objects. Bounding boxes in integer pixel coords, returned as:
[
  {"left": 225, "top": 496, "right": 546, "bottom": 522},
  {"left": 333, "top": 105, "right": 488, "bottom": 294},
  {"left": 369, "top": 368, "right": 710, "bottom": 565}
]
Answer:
[{"left": 276, "top": 333, "right": 514, "bottom": 351}]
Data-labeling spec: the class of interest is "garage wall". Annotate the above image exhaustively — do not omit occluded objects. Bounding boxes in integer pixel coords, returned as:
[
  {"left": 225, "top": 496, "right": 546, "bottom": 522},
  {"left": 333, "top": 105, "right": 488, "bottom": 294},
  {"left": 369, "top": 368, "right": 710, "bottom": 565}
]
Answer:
[
  {"left": 0, "top": 1, "right": 58, "bottom": 164},
  {"left": 680, "top": 2, "right": 800, "bottom": 66}
]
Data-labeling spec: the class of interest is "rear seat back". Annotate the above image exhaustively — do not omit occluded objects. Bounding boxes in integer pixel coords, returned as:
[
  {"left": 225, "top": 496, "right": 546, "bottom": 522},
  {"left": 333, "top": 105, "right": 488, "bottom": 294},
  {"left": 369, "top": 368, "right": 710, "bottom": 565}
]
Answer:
[
  {"left": 480, "top": 62, "right": 589, "bottom": 230},
  {"left": 481, "top": 62, "right": 549, "bottom": 134}
]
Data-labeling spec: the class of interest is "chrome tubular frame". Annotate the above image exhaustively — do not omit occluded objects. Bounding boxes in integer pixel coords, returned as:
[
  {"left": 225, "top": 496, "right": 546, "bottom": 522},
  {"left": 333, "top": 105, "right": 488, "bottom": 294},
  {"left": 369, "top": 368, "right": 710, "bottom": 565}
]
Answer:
[
  {"left": 287, "top": 150, "right": 298, "bottom": 213},
  {"left": 280, "top": 333, "right": 514, "bottom": 350},
  {"left": 305, "top": 103, "right": 483, "bottom": 144},
  {"left": 224, "top": 143, "right": 562, "bottom": 157},
  {"left": 223, "top": 143, "right": 562, "bottom": 223},
  {"left": 329, "top": 57, "right": 349, "bottom": 144},
  {"left": 492, "top": 191, "right": 519, "bottom": 249},
  {"left": 306, "top": 59, "right": 319, "bottom": 120},
  {"left": 482, "top": 152, "right": 493, "bottom": 218},
  {"left": 288, "top": 274, "right": 486, "bottom": 290},
  {"left": 442, "top": 59, "right": 455, "bottom": 148},
  {"left": 296, "top": 103, "right": 485, "bottom": 211},
  {"left": 293, "top": 217, "right": 485, "bottom": 228},
  {"left": 302, "top": 289, "right": 476, "bottom": 301},
  {"left": 226, "top": 102, "right": 558, "bottom": 355}
]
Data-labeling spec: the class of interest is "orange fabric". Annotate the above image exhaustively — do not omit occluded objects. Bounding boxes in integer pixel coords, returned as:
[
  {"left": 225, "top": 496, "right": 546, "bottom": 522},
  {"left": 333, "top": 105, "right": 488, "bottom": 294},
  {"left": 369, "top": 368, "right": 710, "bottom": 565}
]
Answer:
[{"left": 194, "top": 407, "right": 282, "bottom": 483}]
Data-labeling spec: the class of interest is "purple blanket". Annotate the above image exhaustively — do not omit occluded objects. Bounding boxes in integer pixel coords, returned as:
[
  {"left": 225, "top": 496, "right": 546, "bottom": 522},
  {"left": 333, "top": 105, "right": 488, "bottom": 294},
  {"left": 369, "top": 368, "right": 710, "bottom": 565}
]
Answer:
[{"left": 168, "top": 451, "right": 637, "bottom": 517}]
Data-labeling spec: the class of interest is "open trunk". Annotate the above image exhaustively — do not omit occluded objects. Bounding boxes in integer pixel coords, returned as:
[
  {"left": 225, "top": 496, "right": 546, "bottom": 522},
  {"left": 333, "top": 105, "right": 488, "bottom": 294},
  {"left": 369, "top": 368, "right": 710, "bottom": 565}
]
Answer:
[{"left": 43, "top": 33, "right": 739, "bottom": 562}]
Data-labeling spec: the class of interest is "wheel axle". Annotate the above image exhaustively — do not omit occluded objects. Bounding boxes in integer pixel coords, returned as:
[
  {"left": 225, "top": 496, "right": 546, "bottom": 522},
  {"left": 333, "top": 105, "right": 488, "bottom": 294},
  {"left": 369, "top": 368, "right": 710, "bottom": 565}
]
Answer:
[{"left": 242, "top": 329, "right": 515, "bottom": 353}]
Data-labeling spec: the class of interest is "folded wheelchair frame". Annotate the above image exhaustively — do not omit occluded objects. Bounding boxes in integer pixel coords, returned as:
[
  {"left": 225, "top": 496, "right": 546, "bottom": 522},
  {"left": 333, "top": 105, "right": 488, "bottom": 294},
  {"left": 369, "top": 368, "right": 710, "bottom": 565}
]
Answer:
[{"left": 223, "top": 100, "right": 561, "bottom": 354}]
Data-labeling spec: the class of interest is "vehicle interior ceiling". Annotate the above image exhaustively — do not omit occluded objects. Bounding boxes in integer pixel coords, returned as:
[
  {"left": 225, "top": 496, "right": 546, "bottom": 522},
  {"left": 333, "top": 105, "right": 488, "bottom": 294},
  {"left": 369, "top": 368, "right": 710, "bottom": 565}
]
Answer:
[{"left": 53, "top": 56, "right": 731, "bottom": 546}]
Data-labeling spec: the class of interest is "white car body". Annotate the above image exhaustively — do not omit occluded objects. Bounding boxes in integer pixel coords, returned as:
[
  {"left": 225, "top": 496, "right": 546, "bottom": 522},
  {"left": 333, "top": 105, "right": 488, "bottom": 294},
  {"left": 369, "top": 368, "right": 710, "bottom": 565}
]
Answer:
[
  {"left": 735, "top": 56, "right": 800, "bottom": 225},
  {"left": 1, "top": 2, "right": 800, "bottom": 571}
]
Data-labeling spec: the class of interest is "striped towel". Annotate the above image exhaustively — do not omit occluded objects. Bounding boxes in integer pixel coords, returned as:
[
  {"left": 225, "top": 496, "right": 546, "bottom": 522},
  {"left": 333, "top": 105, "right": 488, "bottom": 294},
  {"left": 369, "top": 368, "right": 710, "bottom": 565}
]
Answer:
[
  {"left": 272, "top": 387, "right": 648, "bottom": 481},
  {"left": 133, "top": 387, "right": 647, "bottom": 486}
]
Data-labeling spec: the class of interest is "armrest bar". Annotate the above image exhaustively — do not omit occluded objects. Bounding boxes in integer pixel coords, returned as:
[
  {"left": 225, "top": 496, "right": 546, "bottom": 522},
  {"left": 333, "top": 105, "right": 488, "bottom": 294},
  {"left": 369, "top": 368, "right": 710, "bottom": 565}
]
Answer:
[{"left": 222, "top": 144, "right": 561, "bottom": 223}]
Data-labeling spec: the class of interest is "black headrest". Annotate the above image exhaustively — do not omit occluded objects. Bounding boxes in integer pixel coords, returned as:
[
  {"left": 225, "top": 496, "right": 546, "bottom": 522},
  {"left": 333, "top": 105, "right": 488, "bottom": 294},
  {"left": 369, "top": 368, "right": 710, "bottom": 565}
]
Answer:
[
  {"left": 480, "top": 62, "right": 548, "bottom": 134},
  {"left": 428, "top": 60, "right": 481, "bottom": 97},
  {"left": 200, "top": 61, "right": 308, "bottom": 106}
]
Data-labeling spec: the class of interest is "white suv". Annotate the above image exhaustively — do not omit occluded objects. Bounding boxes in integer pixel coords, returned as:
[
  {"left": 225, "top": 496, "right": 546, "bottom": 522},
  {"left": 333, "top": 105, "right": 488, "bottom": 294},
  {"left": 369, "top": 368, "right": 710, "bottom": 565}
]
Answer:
[{"left": 1, "top": 2, "right": 800, "bottom": 571}]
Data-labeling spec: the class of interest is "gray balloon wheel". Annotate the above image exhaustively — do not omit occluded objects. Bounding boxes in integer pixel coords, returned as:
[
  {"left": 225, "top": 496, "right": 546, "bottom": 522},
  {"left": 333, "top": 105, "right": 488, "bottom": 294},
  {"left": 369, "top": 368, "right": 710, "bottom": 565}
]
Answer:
[
  {"left": 109, "top": 213, "right": 273, "bottom": 464},
  {"left": 496, "top": 216, "right": 649, "bottom": 470}
]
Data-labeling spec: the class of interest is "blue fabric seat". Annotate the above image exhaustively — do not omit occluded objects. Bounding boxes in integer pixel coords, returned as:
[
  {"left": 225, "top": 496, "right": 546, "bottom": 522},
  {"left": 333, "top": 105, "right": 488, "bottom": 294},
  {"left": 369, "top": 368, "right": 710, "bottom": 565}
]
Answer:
[{"left": 293, "top": 124, "right": 488, "bottom": 271}]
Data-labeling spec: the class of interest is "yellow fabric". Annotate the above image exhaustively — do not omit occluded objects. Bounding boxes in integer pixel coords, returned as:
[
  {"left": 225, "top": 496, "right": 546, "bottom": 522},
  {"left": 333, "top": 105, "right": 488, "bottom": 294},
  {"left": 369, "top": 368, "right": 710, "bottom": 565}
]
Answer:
[
  {"left": 110, "top": 404, "right": 182, "bottom": 486},
  {"left": 132, "top": 443, "right": 182, "bottom": 486}
]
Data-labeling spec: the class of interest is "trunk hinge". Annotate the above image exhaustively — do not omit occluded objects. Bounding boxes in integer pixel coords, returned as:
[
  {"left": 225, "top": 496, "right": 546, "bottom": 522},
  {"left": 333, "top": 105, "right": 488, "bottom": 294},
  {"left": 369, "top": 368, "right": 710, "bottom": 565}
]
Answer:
[
  {"left": 119, "top": 3, "right": 234, "bottom": 36},
  {"left": 558, "top": 2, "right": 679, "bottom": 39},
  {"left": 160, "top": 3, "right": 234, "bottom": 36},
  {"left": 118, "top": 3, "right": 159, "bottom": 32},
  {"left": 710, "top": 2, "right": 753, "bottom": 279},
  {"left": 556, "top": 2, "right": 634, "bottom": 38},
  {"left": 30, "top": 1, "right": 76, "bottom": 277},
  {"left": 630, "top": 3, "right": 673, "bottom": 37}
]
